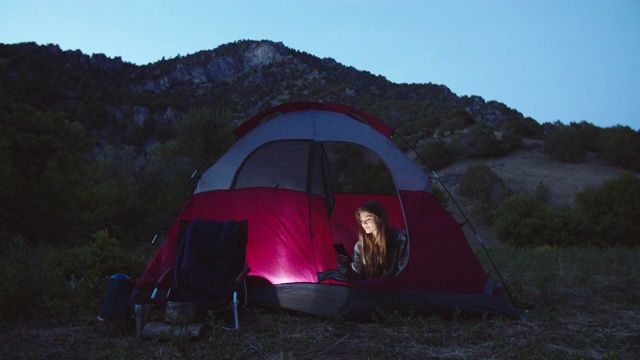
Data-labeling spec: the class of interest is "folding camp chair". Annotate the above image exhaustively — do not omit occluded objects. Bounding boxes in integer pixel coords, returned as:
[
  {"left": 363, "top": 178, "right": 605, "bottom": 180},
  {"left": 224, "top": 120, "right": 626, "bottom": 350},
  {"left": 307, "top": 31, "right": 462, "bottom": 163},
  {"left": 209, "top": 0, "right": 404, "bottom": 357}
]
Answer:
[{"left": 150, "top": 219, "right": 250, "bottom": 330}]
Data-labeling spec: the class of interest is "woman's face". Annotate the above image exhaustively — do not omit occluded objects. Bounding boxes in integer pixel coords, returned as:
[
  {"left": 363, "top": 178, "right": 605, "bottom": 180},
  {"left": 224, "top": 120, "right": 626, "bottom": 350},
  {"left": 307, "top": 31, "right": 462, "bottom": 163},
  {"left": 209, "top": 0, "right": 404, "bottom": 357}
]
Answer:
[{"left": 359, "top": 210, "right": 379, "bottom": 235}]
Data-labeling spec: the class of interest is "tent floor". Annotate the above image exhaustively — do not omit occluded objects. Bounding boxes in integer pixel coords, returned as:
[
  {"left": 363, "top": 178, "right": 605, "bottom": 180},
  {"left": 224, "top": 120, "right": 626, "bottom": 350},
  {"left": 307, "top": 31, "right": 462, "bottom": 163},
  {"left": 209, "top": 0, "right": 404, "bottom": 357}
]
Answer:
[{"left": 248, "top": 283, "right": 519, "bottom": 320}]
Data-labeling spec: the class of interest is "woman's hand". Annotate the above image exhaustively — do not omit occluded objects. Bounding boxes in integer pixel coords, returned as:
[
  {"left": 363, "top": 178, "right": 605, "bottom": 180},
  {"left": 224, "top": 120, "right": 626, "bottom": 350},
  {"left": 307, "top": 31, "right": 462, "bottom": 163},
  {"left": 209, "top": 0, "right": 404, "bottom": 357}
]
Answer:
[{"left": 337, "top": 254, "right": 351, "bottom": 267}]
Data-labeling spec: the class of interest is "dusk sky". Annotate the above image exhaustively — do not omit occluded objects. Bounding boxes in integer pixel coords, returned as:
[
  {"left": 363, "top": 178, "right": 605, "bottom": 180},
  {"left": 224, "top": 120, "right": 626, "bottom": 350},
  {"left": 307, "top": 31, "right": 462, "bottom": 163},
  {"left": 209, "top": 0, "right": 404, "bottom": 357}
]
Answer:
[{"left": 1, "top": 0, "right": 638, "bottom": 129}]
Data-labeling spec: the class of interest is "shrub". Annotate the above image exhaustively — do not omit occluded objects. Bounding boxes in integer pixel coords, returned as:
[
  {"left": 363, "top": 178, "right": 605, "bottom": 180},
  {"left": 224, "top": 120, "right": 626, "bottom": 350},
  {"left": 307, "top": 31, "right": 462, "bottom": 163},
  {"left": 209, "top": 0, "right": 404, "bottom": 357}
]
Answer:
[
  {"left": 0, "top": 233, "right": 133, "bottom": 323},
  {"left": 534, "top": 181, "right": 552, "bottom": 204},
  {"left": 44, "top": 230, "right": 140, "bottom": 321},
  {"left": 458, "top": 163, "right": 509, "bottom": 222},
  {"left": 459, "top": 163, "right": 507, "bottom": 200},
  {"left": 598, "top": 126, "right": 640, "bottom": 172},
  {"left": 419, "top": 139, "right": 454, "bottom": 170},
  {"left": 0, "top": 235, "right": 67, "bottom": 322},
  {"left": 498, "top": 130, "right": 524, "bottom": 154},
  {"left": 437, "top": 109, "right": 474, "bottom": 136},
  {"left": 461, "top": 123, "right": 521, "bottom": 158},
  {"left": 462, "top": 123, "right": 501, "bottom": 158},
  {"left": 576, "top": 121, "right": 605, "bottom": 153},
  {"left": 450, "top": 108, "right": 475, "bottom": 125},
  {"left": 421, "top": 115, "right": 443, "bottom": 134},
  {"left": 437, "top": 117, "right": 466, "bottom": 136},
  {"left": 494, "top": 173, "right": 640, "bottom": 248},
  {"left": 492, "top": 193, "right": 575, "bottom": 247},
  {"left": 52, "top": 230, "right": 138, "bottom": 290},
  {"left": 543, "top": 122, "right": 588, "bottom": 163},
  {"left": 573, "top": 172, "right": 640, "bottom": 247},
  {"left": 499, "top": 116, "right": 545, "bottom": 139}
]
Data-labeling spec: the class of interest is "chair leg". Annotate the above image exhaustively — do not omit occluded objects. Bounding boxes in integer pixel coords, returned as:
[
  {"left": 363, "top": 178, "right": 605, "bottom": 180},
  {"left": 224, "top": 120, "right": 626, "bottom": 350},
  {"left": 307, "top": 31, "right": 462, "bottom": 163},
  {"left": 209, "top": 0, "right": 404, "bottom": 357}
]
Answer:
[{"left": 222, "top": 292, "right": 240, "bottom": 331}]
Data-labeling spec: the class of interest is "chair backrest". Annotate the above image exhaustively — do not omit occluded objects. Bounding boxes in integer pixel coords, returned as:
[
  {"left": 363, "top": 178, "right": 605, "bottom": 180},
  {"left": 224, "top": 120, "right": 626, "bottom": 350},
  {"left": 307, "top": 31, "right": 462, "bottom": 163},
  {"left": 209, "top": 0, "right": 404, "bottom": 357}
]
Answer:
[{"left": 171, "top": 219, "right": 248, "bottom": 310}]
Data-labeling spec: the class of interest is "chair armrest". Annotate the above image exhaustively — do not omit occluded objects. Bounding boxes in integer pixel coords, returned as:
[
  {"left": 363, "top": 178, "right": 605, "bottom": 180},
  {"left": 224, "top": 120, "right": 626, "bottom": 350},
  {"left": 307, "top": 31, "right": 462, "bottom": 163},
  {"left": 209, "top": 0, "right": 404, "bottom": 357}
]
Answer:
[
  {"left": 234, "top": 267, "right": 251, "bottom": 284},
  {"left": 156, "top": 267, "right": 174, "bottom": 285},
  {"left": 150, "top": 267, "right": 174, "bottom": 301}
]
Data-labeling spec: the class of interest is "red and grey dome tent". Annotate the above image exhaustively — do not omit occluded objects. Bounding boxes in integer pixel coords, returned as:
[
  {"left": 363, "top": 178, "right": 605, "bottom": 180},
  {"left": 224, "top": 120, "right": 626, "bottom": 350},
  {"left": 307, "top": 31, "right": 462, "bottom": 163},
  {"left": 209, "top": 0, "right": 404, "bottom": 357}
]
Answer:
[{"left": 134, "top": 101, "right": 517, "bottom": 319}]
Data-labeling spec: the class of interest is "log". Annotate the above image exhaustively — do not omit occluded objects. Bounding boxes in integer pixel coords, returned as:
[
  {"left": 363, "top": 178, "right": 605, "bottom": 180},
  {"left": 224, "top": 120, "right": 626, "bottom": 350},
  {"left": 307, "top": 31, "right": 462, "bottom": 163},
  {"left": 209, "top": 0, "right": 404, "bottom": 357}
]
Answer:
[{"left": 140, "top": 321, "right": 204, "bottom": 339}]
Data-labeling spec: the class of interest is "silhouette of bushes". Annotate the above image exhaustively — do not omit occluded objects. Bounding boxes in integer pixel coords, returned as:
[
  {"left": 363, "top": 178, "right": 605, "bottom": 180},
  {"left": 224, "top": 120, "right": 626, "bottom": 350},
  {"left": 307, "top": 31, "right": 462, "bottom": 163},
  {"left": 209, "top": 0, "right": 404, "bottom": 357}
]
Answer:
[
  {"left": 437, "top": 109, "right": 474, "bottom": 135},
  {"left": 542, "top": 122, "right": 639, "bottom": 172},
  {"left": 419, "top": 139, "right": 454, "bottom": 170},
  {"left": 573, "top": 172, "right": 640, "bottom": 246},
  {"left": 543, "top": 122, "right": 588, "bottom": 163},
  {"left": 499, "top": 116, "right": 545, "bottom": 139},
  {"left": 598, "top": 126, "right": 640, "bottom": 172},
  {"left": 462, "top": 123, "right": 521, "bottom": 158},
  {"left": 494, "top": 173, "right": 640, "bottom": 247},
  {"left": 0, "top": 236, "right": 65, "bottom": 322},
  {"left": 459, "top": 163, "right": 510, "bottom": 222},
  {"left": 0, "top": 104, "right": 96, "bottom": 244},
  {"left": 0, "top": 230, "right": 138, "bottom": 323},
  {"left": 493, "top": 193, "right": 572, "bottom": 248}
]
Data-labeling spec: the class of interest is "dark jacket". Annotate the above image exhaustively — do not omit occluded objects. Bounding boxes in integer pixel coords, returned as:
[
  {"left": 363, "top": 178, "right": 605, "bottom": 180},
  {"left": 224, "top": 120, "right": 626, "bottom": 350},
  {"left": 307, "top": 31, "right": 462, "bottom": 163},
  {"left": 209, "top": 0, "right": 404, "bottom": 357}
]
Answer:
[{"left": 347, "top": 229, "right": 409, "bottom": 281}]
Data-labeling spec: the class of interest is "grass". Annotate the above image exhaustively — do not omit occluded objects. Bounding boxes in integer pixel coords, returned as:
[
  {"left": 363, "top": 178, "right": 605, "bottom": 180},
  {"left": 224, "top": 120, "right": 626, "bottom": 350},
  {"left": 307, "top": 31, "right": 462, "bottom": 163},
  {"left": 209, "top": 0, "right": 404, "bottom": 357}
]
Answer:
[{"left": 1, "top": 246, "right": 638, "bottom": 359}]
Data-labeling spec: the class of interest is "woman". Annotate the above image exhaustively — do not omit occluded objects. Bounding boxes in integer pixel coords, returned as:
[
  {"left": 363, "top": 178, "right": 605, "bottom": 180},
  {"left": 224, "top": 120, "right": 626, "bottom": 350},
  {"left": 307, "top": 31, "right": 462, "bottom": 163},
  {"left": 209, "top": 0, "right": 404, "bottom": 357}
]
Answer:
[{"left": 338, "top": 200, "right": 409, "bottom": 280}]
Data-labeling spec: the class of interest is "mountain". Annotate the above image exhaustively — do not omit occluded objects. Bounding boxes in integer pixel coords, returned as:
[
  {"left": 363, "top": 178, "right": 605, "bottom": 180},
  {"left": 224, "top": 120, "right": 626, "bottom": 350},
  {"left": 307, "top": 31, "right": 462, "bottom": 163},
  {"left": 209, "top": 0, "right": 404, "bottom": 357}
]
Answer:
[
  {"left": 1, "top": 39, "right": 638, "bottom": 248},
  {"left": 0, "top": 39, "right": 524, "bottom": 149}
]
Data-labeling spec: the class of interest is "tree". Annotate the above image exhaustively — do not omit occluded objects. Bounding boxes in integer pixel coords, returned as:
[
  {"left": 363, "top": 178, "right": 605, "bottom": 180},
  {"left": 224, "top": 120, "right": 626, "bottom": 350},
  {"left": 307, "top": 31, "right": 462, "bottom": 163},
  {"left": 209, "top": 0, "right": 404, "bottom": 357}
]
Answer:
[
  {"left": 0, "top": 138, "right": 19, "bottom": 229},
  {"left": 0, "top": 104, "right": 95, "bottom": 244},
  {"left": 175, "top": 106, "right": 235, "bottom": 163},
  {"left": 91, "top": 145, "right": 146, "bottom": 240}
]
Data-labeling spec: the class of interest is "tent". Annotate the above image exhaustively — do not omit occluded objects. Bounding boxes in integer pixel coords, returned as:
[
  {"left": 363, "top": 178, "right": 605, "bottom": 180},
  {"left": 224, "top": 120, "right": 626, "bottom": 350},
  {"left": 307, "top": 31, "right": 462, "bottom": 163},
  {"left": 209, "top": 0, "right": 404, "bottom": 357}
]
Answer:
[{"left": 134, "top": 101, "right": 517, "bottom": 319}]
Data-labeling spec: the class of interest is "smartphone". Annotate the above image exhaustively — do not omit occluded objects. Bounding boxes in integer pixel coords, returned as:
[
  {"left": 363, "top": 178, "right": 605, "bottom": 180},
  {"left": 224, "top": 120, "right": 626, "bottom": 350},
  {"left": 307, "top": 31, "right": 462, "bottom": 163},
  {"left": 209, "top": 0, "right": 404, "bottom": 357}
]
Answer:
[{"left": 333, "top": 243, "right": 351, "bottom": 261}]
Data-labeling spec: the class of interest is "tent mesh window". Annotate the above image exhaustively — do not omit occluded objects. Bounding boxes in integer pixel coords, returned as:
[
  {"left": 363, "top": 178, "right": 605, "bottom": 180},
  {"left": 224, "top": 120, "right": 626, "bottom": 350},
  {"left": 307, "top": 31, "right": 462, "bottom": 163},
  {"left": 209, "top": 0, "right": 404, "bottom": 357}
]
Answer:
[{"left": 324, "top": 142, "right": 396, "bottom": 195}]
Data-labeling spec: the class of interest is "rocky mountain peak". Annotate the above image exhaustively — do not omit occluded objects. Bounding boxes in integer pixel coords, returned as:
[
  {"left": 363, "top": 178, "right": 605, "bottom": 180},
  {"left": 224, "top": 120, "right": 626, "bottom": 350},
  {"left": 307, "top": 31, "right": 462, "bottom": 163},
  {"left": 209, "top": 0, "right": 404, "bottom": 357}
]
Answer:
[
  {"left": 0, "top": 39, "right": 525, "bottom": 150},
  {"left": 242, "top": 40, "right": 289, "bottom": 68}
]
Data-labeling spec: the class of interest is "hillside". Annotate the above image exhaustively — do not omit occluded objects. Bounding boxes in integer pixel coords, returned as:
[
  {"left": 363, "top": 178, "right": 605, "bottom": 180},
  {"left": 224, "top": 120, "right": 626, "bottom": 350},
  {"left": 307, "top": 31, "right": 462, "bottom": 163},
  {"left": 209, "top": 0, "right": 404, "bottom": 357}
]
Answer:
[
  {"left": 0, "top": 40, "right": 523, "bottom": 149},
  {"left": 436, "top": 139, "right": 634, "bottom": 246},
  {"left": 439, "top": 139, "right": 629, "bottom": 208},
  {"left": 1, "top": 39, "right": 638, "bottom": 247}
]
